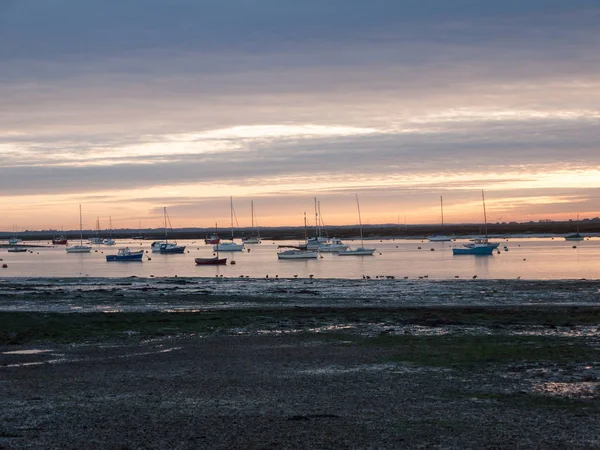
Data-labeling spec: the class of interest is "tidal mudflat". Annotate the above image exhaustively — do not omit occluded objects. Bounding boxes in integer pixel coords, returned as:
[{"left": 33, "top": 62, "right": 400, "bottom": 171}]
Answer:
[{"left": 1, "top": 280, "right": 600, "bottom": 448}]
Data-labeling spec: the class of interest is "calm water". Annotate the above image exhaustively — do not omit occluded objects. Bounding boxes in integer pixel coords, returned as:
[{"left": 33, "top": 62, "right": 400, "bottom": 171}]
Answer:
[{"left": 1, "top": 237, "right": 599, "bottom": 280}]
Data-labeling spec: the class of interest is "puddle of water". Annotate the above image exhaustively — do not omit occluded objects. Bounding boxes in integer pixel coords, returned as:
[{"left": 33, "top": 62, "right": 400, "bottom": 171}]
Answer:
[{"left": 2, "top": 349, "right": 53, "bottom": 355}]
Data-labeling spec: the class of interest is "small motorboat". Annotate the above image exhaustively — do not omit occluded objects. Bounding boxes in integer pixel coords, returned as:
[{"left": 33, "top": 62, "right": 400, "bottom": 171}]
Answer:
[
  {"left": 52, "top": 235, "right": 68, "bottom": 245},
  {"left": 106, "top": 247, "right": 144, "bottom": 261},
  {"left": 204, "top": 234, "right": 221, "bottom": 245},
  {"left": 318, "top": 238, "right": 349, "bottom": 253}
]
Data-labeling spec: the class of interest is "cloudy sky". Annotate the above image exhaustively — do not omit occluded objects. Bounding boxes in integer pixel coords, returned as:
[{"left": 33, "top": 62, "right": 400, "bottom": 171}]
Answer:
[{"left": 1, "top": 0, "right": 599, "bottom": 231}]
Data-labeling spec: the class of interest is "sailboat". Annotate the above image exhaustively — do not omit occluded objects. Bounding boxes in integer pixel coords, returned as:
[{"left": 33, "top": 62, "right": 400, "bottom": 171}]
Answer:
[
  {"left": 428, "top": 196, "right": 453, "bottom": 242},
  {"left": 338, "top": 194, "right": 376, "bottom": 256},
  {"left": 277, "top": 213, "right": 319, "bottom": 259},
  {"left": 196, "top": 223, "right": 228, "bottom": 265},
  {"left": 306, "top": 198, "right": 328, "bottom": 250},
  {"left": 103, "top": 217, "right": 116, "bottom": 245},
  {"left": 8, "top": 227, "right": 22, "bottom": 245},
  {"left": 213, "top": 197, "right": 244, "bottom": 252},
  {"left": 315, "top": 202, "right": 349, "bottom": 253},
  {"left": 453, "top": 191, "right": 498, "bottom": 255},
  {"left": 242, "top": 200, "right": 261, "bottom": 244},
  {"left": 66, "top": 205, "right": 92, "bottom": 253},
  {"left": 88, "top": 217, "right": 104, "bottom": 244},
  {"left": 565, "top": 214, "right": 584, "bottom": 241},
  {"left": 151, "top": 207, "right": 186, "bottom": 254}
]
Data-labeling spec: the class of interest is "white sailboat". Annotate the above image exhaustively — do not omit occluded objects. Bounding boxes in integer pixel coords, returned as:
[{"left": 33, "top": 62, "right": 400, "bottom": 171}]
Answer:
[
  {"left": 338, "top": 194, "right": 376, "bottom": 256},
  {"left": 103, "top": 216, "right": 116, "bottom": 245},
  {"left": 242, "top": 200, "right": 261, "bottom": 244},
  {"left": 428, "top": 196, "right": 453, "bottom": 242},
  {"left": 278, "top": 212, "right": 319, "bottom": 259},
  {"left": 306, "top": 197, "right": 328, "bottom": 250},
  {"left": 214, "top": 197, "right": 244, "bottom": 252},
  {"left": 66, "top": 205, "right": 92, "bottom": 253}
]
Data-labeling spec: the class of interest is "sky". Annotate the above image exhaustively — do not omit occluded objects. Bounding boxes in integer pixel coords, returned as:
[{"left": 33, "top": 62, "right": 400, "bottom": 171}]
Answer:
[{"left": 1, "top": 0, "right": 599, "bottom": 231}]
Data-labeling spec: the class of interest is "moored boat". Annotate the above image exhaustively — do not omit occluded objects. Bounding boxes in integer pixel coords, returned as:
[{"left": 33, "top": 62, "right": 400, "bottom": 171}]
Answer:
[
  {"left": 156, "top": 207, "right": 186, "bottom": 254},
  {"left": 452, "top": 191, "right": 497, "bottom": 256},
  {"left": 213, "top": 241, "right": 244, "bottom": 252},
  {"left": 52, "top": 235, "right": 68, "bottom": 245},
  {"left": 214, "top": 197, "right": 244, "bottom": 252},
  {"left": 277, "top": 249, "right": 319, "bottom": 260},
  {"left": 106, "top": 247, "right": 144, "bottom": 261},
  {"left": 204, "top": 234, "right": 220, "bottom": 245},
  {"left": 564, "top": 215, "right": 584, "bottom": 241},
  {"left": 564, "top": 233, "right": 584, "bottom": 242},
  {"left": 337, "top": 194, "right": 376, "bottom": 257},
  {"left": 452, "top": 237, "right": 496, "bottom": 255},
  {"left": 66, "top": 205, "right": 92, "bottom": 253},
  {"left": 7, "top": 246, "right": 27, "bottom": 253},
  {"left": 338, "top": 247, "right": 376, "bottom": 256},
  {"left": 242, "top": 200, "right": 261, "bottom": 244},
  {"left": 318, "top": 237, "right": 349, "bottom": 253},
  {"left": 160, "top": 242, "right": 186, "bottom": 254},
  {"left": 428, "top": 196, "right": 453, "bottom": 242},
  {"left": 195, "top": 256, "right": 227, "bottom": 265}
]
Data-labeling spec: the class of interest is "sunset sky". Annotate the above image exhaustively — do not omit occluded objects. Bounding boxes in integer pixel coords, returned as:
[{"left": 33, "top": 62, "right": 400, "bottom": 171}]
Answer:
[{"left": 1, "top": 0, "right": 599, "bottom": 231}]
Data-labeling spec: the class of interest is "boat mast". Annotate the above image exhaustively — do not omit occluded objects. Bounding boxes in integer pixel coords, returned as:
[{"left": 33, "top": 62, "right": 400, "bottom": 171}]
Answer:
[
  {"left": 230, "top": 196, "right": 234, "bottom": 240},
  {"left": 356, "top": 194, "right": 364, "bottom": 248},
  {"left": 314, "top": 197, "right": 319, "bottom": 238},
  {"left": 440, "top": 196, "right": 444, "bottom": 228},
  {"left": 481, "top": 190, "right": 488, "bottom": 237},
  {"left": 79, "top": 205, "right": 83, "bottom": 245},
  {"left": 215, "top": 222, "right": 219, "bottom": 258},
  {"left": 163, "top": 207, "right": 168, "bottom": 243},
  {"left": 303, "top": 212, "right": 308, "bottom": 243}
]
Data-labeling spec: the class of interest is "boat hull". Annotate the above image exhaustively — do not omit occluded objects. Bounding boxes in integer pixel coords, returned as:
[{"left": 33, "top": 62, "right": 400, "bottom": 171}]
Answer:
[
  {"left": 428, "top": 235, "right": 453, "bottom": 242},
  {"left": 106, "top": 253, "right": 144, "bottom": 261},
  {"left": 159, "top": 245, "right": 186, "bottom": 254},
  {"left": 213, "top": 243, "right": 244, "bottom": 252},
  {"left": 452, "top": 246, "right": 494, "bottom": 255},
  {"left": 277, "top": 250, "right": 319, "bottom": 260},
  {"left": 195, "top": 257, "right": 227, "bottom": 265},
  {"left": 337, "top": 248, "right": 376, "bottom": 256},
  {"left": 565, "top": 234, "right": 584, "bottom": 241},
  {"left": 66, "top": 246, "right": 92, "bottom": 253}
]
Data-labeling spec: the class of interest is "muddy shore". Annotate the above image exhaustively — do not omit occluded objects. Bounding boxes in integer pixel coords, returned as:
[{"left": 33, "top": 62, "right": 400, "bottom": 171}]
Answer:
[{"left": 1, "top": 300, "right": 600, "bottom": 449}]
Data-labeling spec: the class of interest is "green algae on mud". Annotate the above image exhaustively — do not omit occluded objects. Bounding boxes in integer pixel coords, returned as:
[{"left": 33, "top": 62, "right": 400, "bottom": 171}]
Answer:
[
  {"left": 1, "top": 305, "right": 600, "bottom": 345},
  {"left": 365, "top": 334, "right": 600, "bottom": 367}
]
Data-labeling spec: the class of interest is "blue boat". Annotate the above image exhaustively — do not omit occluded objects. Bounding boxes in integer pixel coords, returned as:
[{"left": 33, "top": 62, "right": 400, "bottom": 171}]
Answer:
[
  {"left": 159, "top": 242, "right": 186, "bottom": 254},
  {"left": 106, "top": 247, "right": 144, "bottom": 261},
  {"left": 452, "top": 191, "right": 497, "bottom": 256},
  {"left": 452, "top": 240, "right": 496, "bottom": 255}
]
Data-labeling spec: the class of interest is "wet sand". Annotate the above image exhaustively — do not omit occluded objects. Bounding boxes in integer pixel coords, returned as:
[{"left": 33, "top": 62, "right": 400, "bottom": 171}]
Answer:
[{"left": 1, "top": 295, "right": 600, "bottom": 448}]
